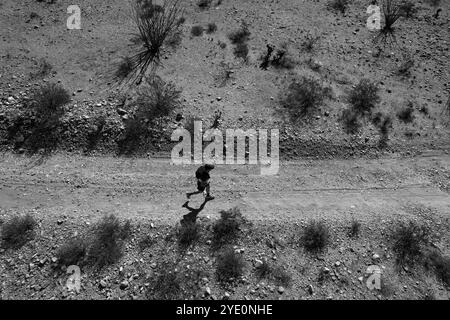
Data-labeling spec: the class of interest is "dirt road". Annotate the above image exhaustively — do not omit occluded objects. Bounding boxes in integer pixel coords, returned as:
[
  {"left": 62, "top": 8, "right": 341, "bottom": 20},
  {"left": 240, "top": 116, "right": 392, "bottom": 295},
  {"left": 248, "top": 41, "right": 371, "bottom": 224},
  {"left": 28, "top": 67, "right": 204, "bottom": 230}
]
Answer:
[{"left": 1, "top": 152, "right": 449, "bottom": 225}]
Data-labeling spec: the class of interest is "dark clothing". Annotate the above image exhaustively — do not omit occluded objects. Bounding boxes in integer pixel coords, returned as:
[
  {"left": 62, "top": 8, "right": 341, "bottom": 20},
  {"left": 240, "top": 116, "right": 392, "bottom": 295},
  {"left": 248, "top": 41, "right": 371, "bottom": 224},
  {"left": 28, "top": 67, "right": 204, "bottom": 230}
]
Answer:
[
  {"left": 195, "top": 166, "right": 210, "bottom": 182},
  {"left": 197, "top": 180, "right": 208, "bottom": 192}
]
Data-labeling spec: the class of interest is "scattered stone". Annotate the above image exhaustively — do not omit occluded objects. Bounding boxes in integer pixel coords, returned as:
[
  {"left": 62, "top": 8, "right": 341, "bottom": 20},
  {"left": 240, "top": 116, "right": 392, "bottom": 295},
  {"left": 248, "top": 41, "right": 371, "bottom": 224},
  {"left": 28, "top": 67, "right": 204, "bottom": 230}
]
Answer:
[
  {"left": 254, "top": 259, "right": 263, "bottom": 268},
  {"left": 120, "top": 280, "right": 129, "bottom": 290},
  {"left": 99, "top": 280, "right": 107, "bottom": 289},
  {"left": 307, "top": 284, "right": 314, "bottom": 295},
  {"left": 117, "top": 108, "right": 127, "bottom": 116}
]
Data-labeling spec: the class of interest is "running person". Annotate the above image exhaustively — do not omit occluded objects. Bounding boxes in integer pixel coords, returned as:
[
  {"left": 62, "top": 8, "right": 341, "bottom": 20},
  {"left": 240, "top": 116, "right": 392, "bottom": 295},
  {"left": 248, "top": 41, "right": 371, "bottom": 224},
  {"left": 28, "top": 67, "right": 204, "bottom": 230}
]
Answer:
[{"left": 186, "top": 164, "right": 215, "bottom": 201}]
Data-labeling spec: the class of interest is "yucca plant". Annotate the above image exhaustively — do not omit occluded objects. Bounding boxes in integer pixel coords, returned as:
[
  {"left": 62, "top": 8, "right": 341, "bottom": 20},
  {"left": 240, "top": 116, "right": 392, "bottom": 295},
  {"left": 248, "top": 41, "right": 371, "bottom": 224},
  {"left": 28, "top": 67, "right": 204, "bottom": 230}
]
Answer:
[
  {"left": 375, "top": 0, "right": 402, "bottom": 47},
  {"left": 126, "top": 0, "right": 184, "bottom": 83}
]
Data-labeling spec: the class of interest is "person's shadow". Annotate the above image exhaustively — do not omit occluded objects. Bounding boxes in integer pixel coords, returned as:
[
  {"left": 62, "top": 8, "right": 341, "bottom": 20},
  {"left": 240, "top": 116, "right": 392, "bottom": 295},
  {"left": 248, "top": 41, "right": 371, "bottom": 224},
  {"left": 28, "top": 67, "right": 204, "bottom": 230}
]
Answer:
[{"left": 180, "top": 198, "right": 211, "bottom": 225}]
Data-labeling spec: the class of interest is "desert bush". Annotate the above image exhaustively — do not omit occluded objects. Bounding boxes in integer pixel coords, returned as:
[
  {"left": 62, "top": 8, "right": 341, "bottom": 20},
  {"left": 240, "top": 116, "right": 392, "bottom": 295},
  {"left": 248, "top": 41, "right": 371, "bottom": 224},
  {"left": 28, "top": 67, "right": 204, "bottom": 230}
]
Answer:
[
  {"left": 33, "top": 83, "right": 70, "bottom": 115},
  {"left": 397, "top": 55, "right": 414, "bottom": 76},
  {"left": 376, "top": 0, "right": 402, "bottom": 46},
  {"left": 259, "top": 44, "right": 274, "bottom": 70},
  {"left": 138, "top": 0, "right": 165, "bottom": 20},
  {"left": 56, "top": 237, "right": 87, "bottom": 266},
  {"left": 191, "top": 25, "right": 203, "bottom": 36},
  {"left": 150, "top": 267, "right": 182, "bottom": 299},
  {"left": 300, "top": 220, "right": 330, "bottom": 253},
  {"left": 165, "top": 30, "right": 183, "bottom": 49},
  {"left": 280, "top": 77, "right": 331, "bottom": 121},
  {"left": 178, "top": 221, "right": 200, "bottom": 248},
  {"left": 271, "top": 266, "right": 291, "bottom": 286},
  {"left": 213, "top": 207, "right": 245, "bottom": 246},
  {"left": 391, "top": 221, "right": 432, "bottom": 266},
  {"left": 30, "top": 12, "right": 40, "bottom": 19},
  {"left": 115, "top": 57, "right": 134, "bottom": 79},
  {"left": 16, "top": 83, "right": 69, "bottom": 152},
  {"left": 399, "top": 0, "right": 418, "bottom": 18},
  {"left": 341, "top": 108, "right": 362, "bottom": 134},
  {"left": 85, "top": 115, "right": 106, "bottom": 153},
  {"left": 255, "top": 260, "right": 272, "bottom": 279},
  {"left": 118, "top": 116, "right": 146, "bottom": 155},
  {"left": 328, "top": 0, "right": 350, "bottom": 14},
  {"left": 270, "top": 45, "right": 295, "bottom": 69},
  {"left": 382, "top": 0, "right": 402, "bottom": 31},
  {"left": 0, "top": 214, "right": 37, "bottom": 249},
  {"left": 442, "top": 96, "right": 450, "bottom": 126},
  {"left": 33, "top": 58, "right": 52, "bottom": 78},
  {"left": 425, "top": 250, "right": 450, "bottom": 287},
  {"left": 348, "top": 79, "right": 380, "bottom": 116},
  {"left": 228, "top": 22, "right": 251, "bottom": 45},
  {"left": 301, "top": 32, "right": 320, "bottom": 52},
  {"left": 424, "top": 0, "right": 441, "bottom": 7},
  {"left": 348, "top": 219, "right": 361, "bottom": 238},
  {"left": 216, "top": 246, "right": 245, "bottom": 282},
  {"left": 148, "top": 263, "right": 206, "bottom": 299},
  {"left": 128, "top": 0, "right": 184, "bottom": 82},
  {"left": 376, "top": 114, "right": 393, "bottom": 146},
  {"left": 255, "top": 261, "right": 291, "bottom": 286},
  {"left": 197, "top": 0, "right": 212, "bottom": 9},
  {"left": 214, "top": 61, "right": 234, "bottom": 87},
  {"left": 206, "top": 22, "right": 217, "bottom": 34},
  {"left": 233, "top": 42, "right": 249, "bottom": 61},
  {"left": 135, "top": 76, "right": 181, "bottom": 121},
  {"left": 86, "top": 215, "right": 132, "bottom": 268},
  {"left": 27, "top": 82, "right": 70, "bottom": 150},
  {"left": 397, "top": 103, "right": 415, "bottom": 123}
]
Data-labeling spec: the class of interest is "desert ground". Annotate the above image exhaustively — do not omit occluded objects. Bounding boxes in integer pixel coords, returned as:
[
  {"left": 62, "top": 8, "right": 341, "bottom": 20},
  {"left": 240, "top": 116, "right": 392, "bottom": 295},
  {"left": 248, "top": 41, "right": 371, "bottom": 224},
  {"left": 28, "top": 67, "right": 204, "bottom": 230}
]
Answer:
[{"left": 0, "top": 0, "right": 449, "bottom": 300}]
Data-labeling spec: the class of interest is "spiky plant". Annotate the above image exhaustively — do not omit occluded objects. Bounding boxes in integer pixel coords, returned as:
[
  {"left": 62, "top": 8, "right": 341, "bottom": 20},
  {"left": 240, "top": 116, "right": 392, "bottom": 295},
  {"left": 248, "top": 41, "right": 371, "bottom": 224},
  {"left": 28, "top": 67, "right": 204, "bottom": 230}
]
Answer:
[
  {"left": 126, "top": 0, "right": 184, "bottom": 83},
  {"left": 375, "top": 0, "right": 402, "bottom": 47}
]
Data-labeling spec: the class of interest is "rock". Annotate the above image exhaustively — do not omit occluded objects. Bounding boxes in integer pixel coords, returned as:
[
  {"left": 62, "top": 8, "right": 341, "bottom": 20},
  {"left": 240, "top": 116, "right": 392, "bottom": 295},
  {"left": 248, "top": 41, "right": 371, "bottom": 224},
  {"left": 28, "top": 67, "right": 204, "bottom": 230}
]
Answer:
[
  {"left": 38, "top": 258, "right": 47, "bottom": 267},
  {"left": 120, "top": 280, "right": 129, "bottom": 290},
  {"left": 254, "top": 259, "right": 263, "bottom": 268},
  {"left": 117, "top": 108, "right": 127, "bottom": 116},
  {"left": 278, "top": 286, "right": 285, "bottom": 294},
  {"left": 335, "top": 261, "right": 341, "bottom": 267},
  {"left": 372, "top": 253, "right": 380, "bottom": 261},
  {"left": 57, "top": 219, "right": 64, "bottom": 225},
  {"left": 99, "top": 280, "right": 107, "bottom": 289},
  {"left": 358, "top": 276, "right": 363, "bottom": 282},
  {"left": 223, "top": 292, "right": 230, "bottom": 300},
  {"left": 307, "top": 284, "right": 314, "bottom": 295},
  {"left": 204, "top": 286, "right": 211, "bottom": 296},
  {"left": 175, "top": 113, "right": 183, "bottom": 122}
]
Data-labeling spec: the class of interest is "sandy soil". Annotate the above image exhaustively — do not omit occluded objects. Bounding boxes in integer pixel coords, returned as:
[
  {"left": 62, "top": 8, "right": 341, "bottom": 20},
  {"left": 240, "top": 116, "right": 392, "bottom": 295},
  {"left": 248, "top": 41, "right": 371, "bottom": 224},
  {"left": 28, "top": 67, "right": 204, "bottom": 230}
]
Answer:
[{"left": 0, "top": 152, "right": 449, "bottom": 300}]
